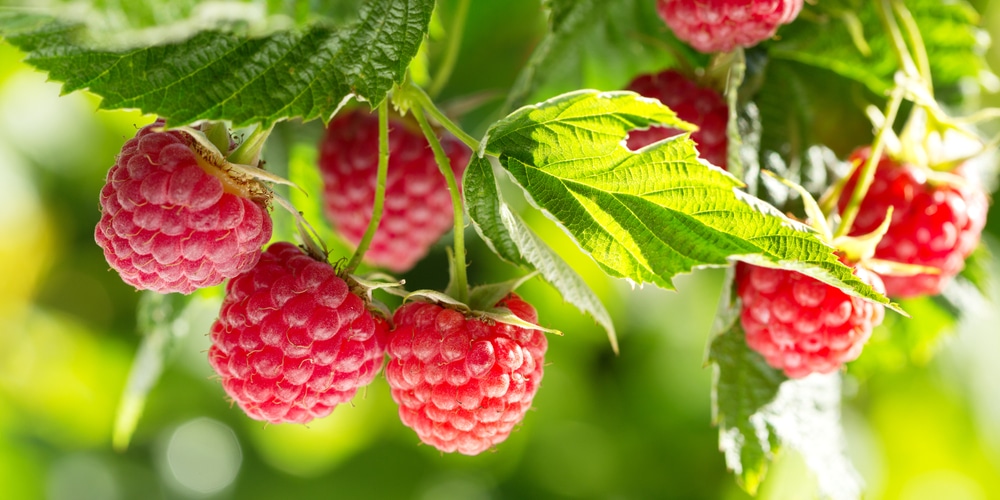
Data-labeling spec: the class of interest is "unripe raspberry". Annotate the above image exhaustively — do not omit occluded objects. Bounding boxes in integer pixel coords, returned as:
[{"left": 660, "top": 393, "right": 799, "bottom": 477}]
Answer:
[
  {"left": 208, "top": 242, "right": 388, "bottom": 424},
  {"left": 657, "top": 0, "right": 804, "bottom": 53},
  {"left": 318, "top": 109, "right": 470, "bottom": 273},
  {"left": 385, "top": 294, "right": 547, "bottom": 455},
  {"left": 838, "top": 147, "right": 989, "bottom": 298},
  {"left": 737, "top": 263, "right": 885, "bottom": 378},
  {"left": 626, "top": 69, "right": 728, "bottom": 169},
  {"left": 95, "top": 120, "right": 272, "bottom": 294}
]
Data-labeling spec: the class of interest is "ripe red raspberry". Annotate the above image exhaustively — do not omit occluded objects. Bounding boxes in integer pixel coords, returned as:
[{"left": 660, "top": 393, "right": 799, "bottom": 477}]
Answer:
[
  {"left": 95, "top": 120, "right": 272, "bottom": 294},
  {"left": 385, "top": 294, "right": 547, "bottom": 455},
  {"left": 736, "top": 263, "right": 885, "bottom": 378},
  {"left": 626, "top": 69, "right": 728, "bottom": 169},
  {"left": 208, "top": 242, "right": 389, "bottom": 424},
  {"left": 657, "top": 0, "right": 804, "bottom": 53},
  {"left": 838, "top": 147, "right": 989, "bottom": 298},
  {"left": 318, "top": 109, "right": 470, "bottom": 273}
]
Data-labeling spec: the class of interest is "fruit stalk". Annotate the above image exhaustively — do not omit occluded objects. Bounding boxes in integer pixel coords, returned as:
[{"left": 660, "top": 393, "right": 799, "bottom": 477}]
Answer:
[
  {"left": 412, "top": 103, "right": 469, "bottom": 303},
  {"left": 428, "top": 0, "right": 470, "bottom": 98},
  {"left": 410, "top": 83, "right": 480, "bottom": 150},
  {"left": 835, "top": 85, "right": 905, "bottom": 238},
  {"left": 346, "top": 100, "right": 391, "bottom": 272}
]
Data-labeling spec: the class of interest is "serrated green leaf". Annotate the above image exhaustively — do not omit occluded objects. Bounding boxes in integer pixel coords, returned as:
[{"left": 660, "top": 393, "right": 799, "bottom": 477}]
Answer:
[
  {"left": 0, "top": 0, "right": 433, "bottom": 126},
  {"left": 710, "top": 274, "right": 863, "bottom": 499},
  {"left": 503, "top": 0, "right": 696, "bottom": 113},
  {"left": 464, "top": 154, "right": 618, "bottom": 351},
  {"left": 771, "top": 0, "right": 987, "bottom": 100},
  {"left": 485, "top": 90, "right": 896, "bottom": 309}
]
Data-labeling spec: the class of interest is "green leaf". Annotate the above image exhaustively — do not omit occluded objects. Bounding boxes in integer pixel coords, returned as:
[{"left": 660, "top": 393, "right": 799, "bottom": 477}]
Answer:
[
  {"left": 771, "top": 0, "right": 988, "bottom": 100},
  {"left": 503, "top": 0, "right": 696, "bottom": 114},
  {"left": 710, "top": 271, "right": 863, "bottom": 499},
  {"left": 710, "top": 316, "right": 783, "bottom": 493},
  {"left": 464, "top": 155, "right": 618, "bottom": 352},
  {"left": 464, "top": 155, "right": 527, "bottom": 266},
  {"left": 0, "top": 0, "right": 433, "bottom": 126},
  {"left": 485, "top": 90, "right": 895, "bottom": 309}
]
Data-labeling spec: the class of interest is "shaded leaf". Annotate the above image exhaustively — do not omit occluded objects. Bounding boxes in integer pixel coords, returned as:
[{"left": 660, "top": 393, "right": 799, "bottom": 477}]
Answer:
[
  {"left": 503, "top": 0, "right": 695, "bottom": 113},
  {"left": 771, "top": 0, "right": 988, "bottom": 101},
  {"left": 0, "top": 0, "right": 433, "bottom": 126}
]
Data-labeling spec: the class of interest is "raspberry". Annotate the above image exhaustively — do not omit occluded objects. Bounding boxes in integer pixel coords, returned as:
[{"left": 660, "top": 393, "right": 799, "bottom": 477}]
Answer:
[
  {"left": 94, "top": 120, "right": 272, "bottom": 294},
  {"left": 318, "top": 109, "right": 470, "bottom": 273},
  {"left": 208, "top": 242, "right": 388, "bottom": 424},
  {"left": 736, "top": 263, "right": 885, "bottom": 378},
  {"left": 385, "top": 294, "right": 547, "bottom": 455},
  {"left": 626, "top": 69, "right": 728, "bottom": 169},
  {"left": 838, "top": 147, "right": 989, "bottom": 298},
  {"left": 657, "top": 0, "right": 804, "bottom": 53}
]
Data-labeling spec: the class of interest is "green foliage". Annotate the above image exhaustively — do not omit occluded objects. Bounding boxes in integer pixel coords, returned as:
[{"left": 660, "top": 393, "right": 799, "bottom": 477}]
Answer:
[
  {"left": 0, "top": 0, "right": 433, "bottom": 126},
  {"left": 772, "top": 0, "right": 987, "bottom": 99},
  {"left": 504, "top": 0, "right": 696, "bottom": 112},
  {"left": 483, "top": 90, "right": 893, "bottom": 307}
]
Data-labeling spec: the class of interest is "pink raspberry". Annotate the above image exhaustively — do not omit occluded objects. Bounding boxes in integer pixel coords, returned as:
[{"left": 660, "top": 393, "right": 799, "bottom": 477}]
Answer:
[
  {"left": 838, "top": 147, "right": 989, "bottom": 298},
  {"left": 737, "top": 263, "right": 886, "bottom": 378},
  {"left": 208, "top": 242, "right": 389, "bottom": 424},
  {"left": 95, "top": 120, "right": 272, "bottom": 294},
  {"left": 626, "top": 69, "right": 729, "bottom": 169},
  {"left": 657, "top": 0, "right": 804, "bottom": 53},
  {"left": 318, "top": 109, "right": 470, "bottom": 273},
  {"left": 385, "top": 294, "right": 547, "bottom": 455}
]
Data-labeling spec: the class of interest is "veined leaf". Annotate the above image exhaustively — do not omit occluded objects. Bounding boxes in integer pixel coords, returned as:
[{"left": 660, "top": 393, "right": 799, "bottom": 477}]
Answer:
[
  {"left": 464, "top": 155, "right": 618, "bottom": 351},
  {"left": 484, "top": 90, "right": 895, "bottom": 308},
  {"left": 0, "top": 0, "right": 433, "bottom": 126}
]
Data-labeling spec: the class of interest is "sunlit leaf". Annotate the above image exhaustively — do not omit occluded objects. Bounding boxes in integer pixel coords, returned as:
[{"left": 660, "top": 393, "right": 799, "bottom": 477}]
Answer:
[{"left": 484, "top": 90, "right": 895, "bottom": 308}]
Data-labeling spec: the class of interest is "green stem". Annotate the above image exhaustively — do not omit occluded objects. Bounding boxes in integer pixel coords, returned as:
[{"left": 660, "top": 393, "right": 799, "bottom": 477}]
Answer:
[
  {"left": 412, "top": 103, "right": 468, "bottom": 303},
  {"left": 409, "top": 83, "right": 480, "bottom": 150},
  {"left": 835, "top": 86, "right": 905, "bottom": 238},
  {"left": 876, "top": 0, "right": 920, "bottom": 82},
  {"left": 345, "top": 101, "right": 391, "bottom": 273},
  {"left": 228, "top": 122, "right": 275, "bottom": 166},
  {"left": 891, "top": 0, "right": 932, "bottom": 93},
  {"left": 428, "top": 0, "right": 470, "bottom": 98}
]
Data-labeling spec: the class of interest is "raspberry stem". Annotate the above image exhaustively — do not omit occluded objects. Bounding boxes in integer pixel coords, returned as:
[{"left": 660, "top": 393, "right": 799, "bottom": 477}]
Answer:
[
  {"left": 345, "top": 101, "right": 391, "bottom": 273},
  {"left": 428, "top": 0, "right": 470, "bottom": 98},
  {"left": 409, "top": 83, "right": 480, "bottom": 150},
  {"left": 835, "top": 85, "right": 905, "bottom": 239},
  {"left": 412, "top": 102, "right": 469, "bottom": 303}
]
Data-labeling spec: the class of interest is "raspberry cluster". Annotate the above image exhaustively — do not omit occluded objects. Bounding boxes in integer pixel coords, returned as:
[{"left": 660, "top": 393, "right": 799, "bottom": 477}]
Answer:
[
  {"left": 626, "top": 69, "right": 729, "bottom": 169},
  {"left": 208, "top": 242, "right": 389, "bottom": 424},
  {"left": 838, "top": 147, "right": 988, "bottom": 298},
  {"left": 318, "top": 109, "right": 470, "bottom": 273},
  {"left": 657, "top": 0, "right": 804, "bottom": 53},
  {"left": 737, "top": 263, "right": 886, "bottom": 378},
  {"left": 95, "top": 121, "right": 272, "bottom": 294},
  {"left": 384, "top": 295, "right": 547, "bottom": 455}
]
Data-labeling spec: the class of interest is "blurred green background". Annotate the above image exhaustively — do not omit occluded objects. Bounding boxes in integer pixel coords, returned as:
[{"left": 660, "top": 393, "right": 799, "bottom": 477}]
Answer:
[{"left": 2, "top": 1, "right": 1000, "bottom": 499}]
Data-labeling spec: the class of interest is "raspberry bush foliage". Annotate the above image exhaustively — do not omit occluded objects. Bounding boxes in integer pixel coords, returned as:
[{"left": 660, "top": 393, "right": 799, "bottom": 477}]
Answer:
[{"left": 2, "top": 0, "right": 997, "bottom": 497}]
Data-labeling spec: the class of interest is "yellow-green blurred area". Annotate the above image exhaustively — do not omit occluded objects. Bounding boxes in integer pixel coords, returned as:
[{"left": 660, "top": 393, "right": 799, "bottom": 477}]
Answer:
[{"left": 3, "top": 1, "right": 1000, "bottom": 498}]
